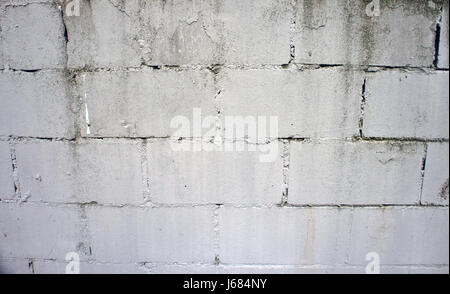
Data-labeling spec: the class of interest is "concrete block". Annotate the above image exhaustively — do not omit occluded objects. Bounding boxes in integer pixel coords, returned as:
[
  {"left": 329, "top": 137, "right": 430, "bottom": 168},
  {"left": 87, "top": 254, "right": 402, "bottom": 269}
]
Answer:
[
  {"left": 217, "top": 265, "right": 364, "bottom": 274},
  {"left": 0, "top": 203, "right": 82, "bottom": 260},
  {"left": 144, "top": 0, "right": 292, "bottom": 65},
  {"left": 86, "top": 206, "right": 216, "bottom": 264},
  {"left": 217, "top": 265, "right": 449, "bottom": 274},
  {"left": 140, "top": 263, "right": 219, "bottom": 274},
  {"left": 0, "top": 22, "right": 3, "bottom": 70},
  {"left": 294, "top": 0, "right": 441, "bottom": 67},
  {"left": 15, "top": 140, "right": 144, "bottom": 205},
  {"left": 0, "top": 71, "right": 76, "bottom": 138},
  {"left": 0, "top": 259, "right": 34, "bottom": 274},
  {"left": 64, "top": 0, "right": 142, "bottom": 68},
  {"left": 347, "top": 207, "right": 449, "bottom": 265},
  {"left": 34, "top": 260, "right": 220, "bottom": 274},
  {"left": 364, "top": 71, "right": 449, "bottom": 139},
  {"left": 218, "top": 68, "right": 362, "bottom": 138},
  {"left": 33, "top": 260, "right": 144, "bottom": 274},
  {"left": 76, "top": 70, "right": 217, "bottom": 137},
  {"left": 438, "top": 1, "right": 449, "bottom": 69},
  {"left": 147, "top": 140, "right": 282, "bottom": 204},
  {"left": 0, "top": 142, "right": 14, "bottom": 201},
  {"left": 421, "top": 143, "right": 449, "bottom": 205},
  {"left": 220, "top": 207, "right": 449, "bottom": 266},
  {"left": 219, "top": 207, "right": 352, "bottom": 265},
  {"left": 218, "top": 264, "right": 448, "bottom": 274},
  {"left": 1, "top": 3, "right": 66, "bottom": 69},
  {"left": 382, "top": 266, "right": 449, "bottom": 274},
  {"left": 65, "top": 0, "right": 292, "bottom": 67},
  {"left": 289, "top": 140, "right": 424, "bottom": 205}
]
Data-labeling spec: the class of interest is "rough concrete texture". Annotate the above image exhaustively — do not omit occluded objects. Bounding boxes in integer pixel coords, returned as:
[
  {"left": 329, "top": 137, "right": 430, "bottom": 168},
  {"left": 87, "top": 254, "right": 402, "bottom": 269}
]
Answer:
[
  {"left": 76, "top": 69, "right": 217, "bottom": 138},
  {"left": 0, "top": 27, "right": 3, "bottom": 70},
  {"left": 220, "top": 207, "right": 449, "bottom": 265},
  {"left": 15, "top": 140, "right": 144, "bottom": 205},
  {"left": 363, "top": 70, "right": 449, "bottom": 139},
  {"left": 218, "top": 68, "right": 362, "bottom": 138},
  {"left": 0, "top": 71, "right": 76, "bottom": 138},
  {"left": 421, "top": 143, "right": 450, "bottom": 205},
  {"left": 289, "top": 140, "right": 424, "bottom": 205},
  {"left": 148, "top": 140, "right": 283, "bottom": 204},
  {"left": 65, "top": 0, "right": 292, "bottom": 67},
  {"left": 0, "top": 142, "right": 13, "bottom": 201},
  {"left": 438, "top": 1, "right": 449, "bottom": 68},
  {"left": 1, "top": 3, "right": 66, "bottom": 69},
  {"left": 0, "top": 203, "right": 81, "bottom": 260},
  {"left": 0, "top": 0, "right": 449, "bottom": 274},
  {"left": 86, "top": 206, "right": 216, "bottom": 264},
  {"left": 347, "top": 207, "right": 449, "bottom": 265},
  {"left": 294, "top": 0, "right": 441, "bottom": 67}
]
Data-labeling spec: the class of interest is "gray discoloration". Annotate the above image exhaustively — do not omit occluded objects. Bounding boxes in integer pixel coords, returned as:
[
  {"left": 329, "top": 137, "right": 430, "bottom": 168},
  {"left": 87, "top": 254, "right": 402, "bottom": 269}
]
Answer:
[
  {"left": 294, "top": 0, "right": 443, "bottom": 66},
  {"left": 0, "top": 0, "right": 448, "bottom": 275},
  {"left": 440, "top": 178, "right": 449, "bottom": 199}
]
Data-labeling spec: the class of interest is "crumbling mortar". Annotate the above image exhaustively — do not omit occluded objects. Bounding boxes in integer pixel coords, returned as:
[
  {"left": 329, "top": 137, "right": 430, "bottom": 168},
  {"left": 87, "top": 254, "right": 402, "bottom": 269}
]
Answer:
[
  {"left": 7, "top": 140, "right": 21, "bottom": 202},
  {"left": 77, "top": 204, "right": 94, "bottom": 261},
  {"left": 419, "top": 143, "right": 429, "bottom": 205},
  {"left": 213, "top": 205, "right": 221, "bottom": 266},
  {"left": 138, "top": 139, "right": 151, "bottom": 204},
  {"left": 27, "top": 259, "right": 35, "bottom": 274},
  {"left": 1, "top": 200, "right": 447, "bottom": 210},
  {"left": 2, "top": 257, "right": 448, "bottom": 270},
  {"left": 359, "top": 78, "right": 367, "bottom": 138},
  {"left": 56, "top": 63, "right": 450, "bottom": 73},
  {"left": 281, "top": 140, "right": 290, "bottom": 206},
  {"left": 1, "top": 136, "right": 448, "bottom": 144}
]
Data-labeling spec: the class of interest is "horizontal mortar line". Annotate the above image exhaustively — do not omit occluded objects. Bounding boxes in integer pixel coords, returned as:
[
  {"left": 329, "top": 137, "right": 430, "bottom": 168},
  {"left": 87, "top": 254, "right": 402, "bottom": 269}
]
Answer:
[
  {"left": 1, "top": 257, "right": 447, "bottom": 269},
  {"left": 2, "top": 63, "right": 447, "bottom": 74},
  {"left": 3, "top": 1, "right": 55, "bottom": 8},
  {"left": 217, "top": 263, "right": 450, "bottom": 268},
  {"left": 0, "top": 257, "right": 217, "bottom": 267},
  {"left": 1, "top": 136, "right": 449, "bottom": 144},
  {"left": 0, "top": 200, "right": 447, "bottom": 209},
  {"left": 0, "top": 68, "right": 63, "bottom": 73},
  {"left": 65, "top": 63, "right": 450, "bottom": 72},
  {"left": 280, "top": 203, "right": 449, "bottom": 208},
  {"left": 0, "top": 136, "right": 77, "bottom": 142},
  {"left": 67, "top": 64, "right": 450, "bottom": 73},
  {"left": 360, "top": 137, "right": 449, "bottom": 143}
]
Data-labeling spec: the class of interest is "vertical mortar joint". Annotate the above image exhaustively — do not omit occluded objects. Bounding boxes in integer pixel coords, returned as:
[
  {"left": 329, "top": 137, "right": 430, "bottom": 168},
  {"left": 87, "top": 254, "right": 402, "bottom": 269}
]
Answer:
[
  {"left": 281, "top": 140, "right": 291, "bottom": 206},
  {"left": 359, "top": 78, "right": 367, "bottom": 138},
  {"left": 419, "top": 143, "right": 429, "bottom": 205}
]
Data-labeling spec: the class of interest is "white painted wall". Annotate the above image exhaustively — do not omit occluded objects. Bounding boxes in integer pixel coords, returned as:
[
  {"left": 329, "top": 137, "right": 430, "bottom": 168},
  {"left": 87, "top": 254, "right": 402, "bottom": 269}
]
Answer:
[{"left": 0, "top": 0, "right": 448, "bottom": 274}]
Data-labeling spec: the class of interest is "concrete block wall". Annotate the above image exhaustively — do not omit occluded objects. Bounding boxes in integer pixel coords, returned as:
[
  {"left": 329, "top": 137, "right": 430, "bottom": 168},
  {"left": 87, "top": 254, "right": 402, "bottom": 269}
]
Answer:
[{"left": 0, "top": 0, "right": 448, "bottom": 274}]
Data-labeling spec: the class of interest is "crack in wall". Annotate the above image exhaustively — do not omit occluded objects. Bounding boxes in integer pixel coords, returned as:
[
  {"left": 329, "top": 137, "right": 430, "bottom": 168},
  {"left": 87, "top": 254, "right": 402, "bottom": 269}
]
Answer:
[
  {"left": 106, "top": 0, "right": 130, "bottom": 18},
  {"left": 60, "top": 4, "right": 69, "bottom": 68},
  {"left": 27, "top": 259, "right": 35, "bottom": 274},
  {"left": 433, "top": 6, "right": 443, "bottom": 68}
]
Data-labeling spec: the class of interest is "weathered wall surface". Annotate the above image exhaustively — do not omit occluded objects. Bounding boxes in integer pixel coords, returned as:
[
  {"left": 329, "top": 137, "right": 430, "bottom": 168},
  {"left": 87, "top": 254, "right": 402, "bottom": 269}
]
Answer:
[{"left": 0, "top": 0, "right": 449, "bottom": 274}]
